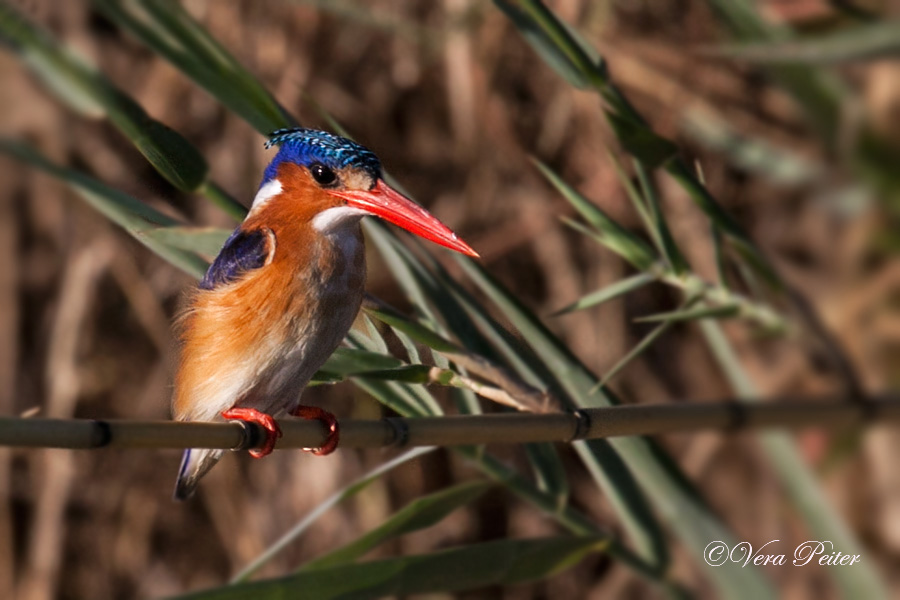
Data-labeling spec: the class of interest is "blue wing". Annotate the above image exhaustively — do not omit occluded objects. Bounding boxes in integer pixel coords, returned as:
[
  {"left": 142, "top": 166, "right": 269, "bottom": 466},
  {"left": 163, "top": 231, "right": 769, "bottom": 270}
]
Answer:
[{"left": 199, "top": 227, "right": 273, "bottom": 290}]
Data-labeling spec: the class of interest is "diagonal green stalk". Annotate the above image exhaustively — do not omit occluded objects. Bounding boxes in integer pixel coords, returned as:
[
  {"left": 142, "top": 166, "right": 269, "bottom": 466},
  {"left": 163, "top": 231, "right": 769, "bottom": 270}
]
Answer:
[
  {"left": 497, "top": 0, "right": 781, "bottom": 288},
  {"left": 459, "top": 257, "right": 776, "bottom": 599},
  {"left": 0, "top": 2, "right": 246, "bottom": 216},
  {"left": 92, "top": 0, "right": 294, "bottom": 135},
  {"left": 699, "top": 319, "right": 888, "bottom": 599}
]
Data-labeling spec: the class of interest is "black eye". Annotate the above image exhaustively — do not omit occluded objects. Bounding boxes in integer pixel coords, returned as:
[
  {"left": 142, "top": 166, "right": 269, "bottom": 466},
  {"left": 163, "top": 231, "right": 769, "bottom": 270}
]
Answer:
[{"left": 310, "top": 163, "right": 337, "bottom": 186}]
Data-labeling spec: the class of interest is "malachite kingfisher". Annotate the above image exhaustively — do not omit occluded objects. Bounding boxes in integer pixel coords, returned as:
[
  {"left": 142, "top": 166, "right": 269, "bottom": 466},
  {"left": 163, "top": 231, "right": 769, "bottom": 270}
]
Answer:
[{"left": 172, "top": 127, "right": 477, "bottom": 500}]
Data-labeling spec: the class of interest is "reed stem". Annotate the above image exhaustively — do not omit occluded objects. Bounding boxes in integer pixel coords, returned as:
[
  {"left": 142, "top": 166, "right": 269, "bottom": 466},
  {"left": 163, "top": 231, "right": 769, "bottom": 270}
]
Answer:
[{"left": 2, "top": 395, "right": 896, "bottom": 451}]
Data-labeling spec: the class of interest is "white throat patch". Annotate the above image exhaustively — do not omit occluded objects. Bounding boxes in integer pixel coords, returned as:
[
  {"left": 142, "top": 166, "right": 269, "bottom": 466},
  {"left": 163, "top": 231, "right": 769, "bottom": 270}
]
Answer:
[{"left": 312, "top": 206, "right": 370, "bottom": 233}]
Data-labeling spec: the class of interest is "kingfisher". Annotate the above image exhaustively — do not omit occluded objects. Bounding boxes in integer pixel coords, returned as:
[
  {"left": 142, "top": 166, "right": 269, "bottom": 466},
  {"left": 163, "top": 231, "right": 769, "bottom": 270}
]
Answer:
[{"left": 172, "top": 127, "right": 477, "bottom": 500}]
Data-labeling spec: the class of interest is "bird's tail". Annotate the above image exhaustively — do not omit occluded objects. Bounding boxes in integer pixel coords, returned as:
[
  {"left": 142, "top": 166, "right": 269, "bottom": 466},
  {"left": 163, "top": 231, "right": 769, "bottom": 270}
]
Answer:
[{"left": 173, "top": 447, "right": 225, "bottom": 500}]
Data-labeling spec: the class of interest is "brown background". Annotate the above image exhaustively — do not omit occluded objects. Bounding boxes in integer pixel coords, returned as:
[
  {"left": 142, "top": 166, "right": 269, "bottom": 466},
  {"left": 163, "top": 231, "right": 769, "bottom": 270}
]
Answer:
[{"left": 2, "top": 0, "right": 899, "bottom": 598}]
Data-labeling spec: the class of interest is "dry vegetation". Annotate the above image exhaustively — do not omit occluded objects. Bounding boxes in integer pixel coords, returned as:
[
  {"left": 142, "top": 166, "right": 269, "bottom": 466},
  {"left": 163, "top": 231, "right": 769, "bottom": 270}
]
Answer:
[{"left": 2, "top": 0, "right": 900, "bottom": 598}]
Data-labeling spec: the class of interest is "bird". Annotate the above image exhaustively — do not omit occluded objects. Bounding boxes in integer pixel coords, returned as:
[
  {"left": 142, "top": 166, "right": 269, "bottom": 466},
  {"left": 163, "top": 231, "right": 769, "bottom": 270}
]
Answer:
[{"left": 172, "top": 127, "right": 477, "bottom": 500}]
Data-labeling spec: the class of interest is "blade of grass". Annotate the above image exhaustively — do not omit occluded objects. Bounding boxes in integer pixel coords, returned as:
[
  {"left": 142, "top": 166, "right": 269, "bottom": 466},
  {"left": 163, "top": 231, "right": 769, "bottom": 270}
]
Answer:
[
  {"left": 683, "top": 111, "right": 824, "bottom": 188},
  {"left": 491, "top": 0, "right": 603, "bottom": 90},
  {"left": 365, "top": 226, "right": 670, "bottom": 576},
  {"left": 715, "top": 20, "right": 900, "bottom": 65},
  {"left": 364, "top": 224, "right": 576, "bottom": 499},
  {"left": 0, "top": 2, "right": 250, "bottom": 220},
  {"left": 634, "top": 162, "right": 689, "bottom": 273},
  {"left": 498, "top": 0, "right": 782, "bottom": 288},
  {"left": 702, "top": 0, "right": 846, "bottom": 148},
  {"left": 353, "top": 376, "right": 679, "bottom": 590},
  {"left": 551, "top": 272, "right": 656, "bottom": 316},
  {"left": 144, "top": 227, "right": 232, "bottom": 256},
  {"left": 182, "top": 536, "right": 611, "bottom": 600},
  {"left": 345, "top": 331, "right": 444, "bottom": 417},
  {"left": 596, "top": 319, "right": 677, "bottom": 392},
  {"left": 699, "top": 319, "right": 888, "bottom": 600},
  {"left": 635, "top": 304, "right": 739, "bottom": 323},
  {"left": 711, "top": 226, "right": 729, "bottom": 289},
  {"left": 321, "top": 347, "right": 404, "bottom": 374},
  {"left": 0, "top": 3, "right": 209, "bottom": 191},
  {"left": 0, "top": 139, "right": 208, "bottom": 278},
  {"left": 231, "top": 446, "right": 436, "bottom": 583},
  {"left": 300, "top": 481, "right": 493, "bottom": 570},
  {"left": 534, "top": 160, "right": 657, "bottom": 270},
  {"left": 93, "top": 0, "right": 293, "bottom": 134},
  {"left": 523, "top": 442, "right": 569, "bottom": 511},
  {"left": 459, "top": 257, "right": 776, "bottom": 599}
]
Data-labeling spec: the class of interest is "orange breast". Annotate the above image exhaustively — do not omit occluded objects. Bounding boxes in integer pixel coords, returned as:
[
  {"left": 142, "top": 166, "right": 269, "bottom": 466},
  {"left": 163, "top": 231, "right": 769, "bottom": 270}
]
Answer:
[{"left": 173, "top": 165, "right": 366, "bottom": 422}]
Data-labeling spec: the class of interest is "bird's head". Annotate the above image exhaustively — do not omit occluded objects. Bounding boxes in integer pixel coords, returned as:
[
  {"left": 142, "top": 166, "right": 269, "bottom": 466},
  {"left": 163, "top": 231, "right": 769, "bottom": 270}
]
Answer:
[{"left": 254, "top": 127, "right": 477, "bottom": 257}]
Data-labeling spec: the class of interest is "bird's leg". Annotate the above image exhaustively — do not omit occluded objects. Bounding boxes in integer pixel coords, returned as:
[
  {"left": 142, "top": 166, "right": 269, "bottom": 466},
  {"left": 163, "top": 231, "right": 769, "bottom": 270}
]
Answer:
[
  {"left": 222, "top": 407, "right": 283, "bottom": 458},
  {"left": 291, "top": 405, "right": 340, "bottom": 455}
]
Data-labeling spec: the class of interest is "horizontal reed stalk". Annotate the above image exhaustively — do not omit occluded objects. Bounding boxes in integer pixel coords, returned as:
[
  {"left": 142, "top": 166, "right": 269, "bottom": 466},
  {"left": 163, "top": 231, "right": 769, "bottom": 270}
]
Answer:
[{"left": 1, "top": 395, "right": 898, "bottom": 451}]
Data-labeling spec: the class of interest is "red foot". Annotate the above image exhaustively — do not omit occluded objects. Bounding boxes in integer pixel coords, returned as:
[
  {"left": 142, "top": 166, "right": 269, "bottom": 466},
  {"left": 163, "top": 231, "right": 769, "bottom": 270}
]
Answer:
[
  {"left": 291, "top": 405, "right": 340, "bottom": 455},
  {"left": 222, "top": 407, "right": 282, "bottom": 458}
]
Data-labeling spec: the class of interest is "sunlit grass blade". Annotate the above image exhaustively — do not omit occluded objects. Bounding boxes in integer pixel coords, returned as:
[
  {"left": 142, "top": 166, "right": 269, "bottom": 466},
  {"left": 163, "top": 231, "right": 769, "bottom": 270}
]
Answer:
[
  {"left": 362, "top": 314, "right": 389, "bottom": 354},
  {"left": 605, "top": 110, "right": 678, "bottom": 169},
  {"left": 301, "top": 481, "right": 492, "bottom": 570},
  {"left": 364, "top": 225, "right": 571, "bottom": 493},
  {"left": 534, "top": 160, "right": 656, "bottom": 270},
  {"left": 595, "top": 318, "right": 677, "bottom": 392},
  {"left": 698, "top": 320, "right": 888, "bottom": 600},
  {"left": 320, "top": 347, "right": 404, "bottom": 374},
  {"left": 523, "top": 442, "right": 569, "bottom": 511},
  {"left": 664, "top": 160, "right": 781, "bottom": 287},
  {"left": 712, "top": 226, "right": 729, "bottom": 289},
  {"left": 552, "top": 272, "right": 656, "bottom": 316},
  {"left": 183, "top": 536, "right": 611, "bottom": 600},
  {"left": 605, "top": 150, "right": 657, "bottom": 240},
  {"left": 346, "top": 332, "right": 444, "bottom": 417},
  {"left": 362, "top": 302, "right": 458, "bottom": 354},
  {"left": 683, "top": 111, "right": 824, "bottom": 187},
  {"left": 144, "top": 227, "right": 232, "bottom": 256},
  {"left": 499, "top": 0, "right": 782, "bottom": 288},
  {"left": 376, "top": 235, "right": 672, "bottom": 574},
  {"left": 492, "top": 0, "right": 603, "bottom": 90},
  {"left": 458, "top": 257, "right": 776, "bottom": 598},
  {"left": 634, "top": 162, "right": 689, "bottom": 273},
  {"left": 93, "top": 0, "right": 293, "bottom": 135},
  {"left": 385, "top": 239, "right": 675, "bottom": 572},
  {"left": 353, "top": 375, "right": 677, "bottom": 589},
  {"left": 635, "top": 303, "right": 739, "bottom": 323},
  {"left": 0, "top": 3, "right": 211, "bottom": 192},
  {"left": 701, "top": 0, "right": 846, "bottom": 147},
  {"left": 231, "top": 446, "right": 436, "bottom": 583},
  {"left": 368, "top": 235, "right": 573, "bottom": 496},
  {"left": 0, "top": 139, "right": 208, "bottom": 278},
  {"left": 716, "top": 20, "right": 900, "bottom": 65},
  {"left": 349, "top": 365, "right": 435, "bottom": 383}
]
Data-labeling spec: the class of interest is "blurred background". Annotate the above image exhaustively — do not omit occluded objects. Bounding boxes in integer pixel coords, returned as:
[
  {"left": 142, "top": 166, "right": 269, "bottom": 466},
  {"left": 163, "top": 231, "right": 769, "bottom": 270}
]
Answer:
[{"left": 2, "top": 0, "right": 900, "bottom": 598}]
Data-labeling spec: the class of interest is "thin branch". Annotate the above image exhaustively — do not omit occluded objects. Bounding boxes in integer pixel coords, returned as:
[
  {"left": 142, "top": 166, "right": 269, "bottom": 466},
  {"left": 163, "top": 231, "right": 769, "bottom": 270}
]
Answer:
[
  {"left": 2, "top": 395, "right": 898, "bottom": 451},
  {"left": 427, "top": 367, "right": 535, "bottom": 412}
]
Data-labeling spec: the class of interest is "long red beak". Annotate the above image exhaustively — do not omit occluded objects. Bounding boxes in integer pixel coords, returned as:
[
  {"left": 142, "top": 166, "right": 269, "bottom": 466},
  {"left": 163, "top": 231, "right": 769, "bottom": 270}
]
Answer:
[{"left": 330, "top": 179, "right": 479, "bottom": 257}]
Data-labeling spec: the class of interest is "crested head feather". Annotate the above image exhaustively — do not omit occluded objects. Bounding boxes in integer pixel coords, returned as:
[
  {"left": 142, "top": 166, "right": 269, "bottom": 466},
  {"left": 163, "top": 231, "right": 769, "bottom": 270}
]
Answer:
[{"left": 262, "top": 127, "right": 382, "bottom": 185}]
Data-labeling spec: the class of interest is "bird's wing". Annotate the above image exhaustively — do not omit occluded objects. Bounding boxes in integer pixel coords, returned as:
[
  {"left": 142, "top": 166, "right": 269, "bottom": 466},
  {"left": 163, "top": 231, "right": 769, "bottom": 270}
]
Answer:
[{"left": 199, "top": 227, "right": 274, "bottom": 290}]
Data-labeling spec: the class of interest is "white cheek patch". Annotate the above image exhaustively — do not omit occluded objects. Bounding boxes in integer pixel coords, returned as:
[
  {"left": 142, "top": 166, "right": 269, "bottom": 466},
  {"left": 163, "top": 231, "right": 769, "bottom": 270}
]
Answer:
[
  {"left": 251, "top": 179, "right": 283, "bottom": 211},
  {"left": 312, "top": 206, "right": 370, "bottom": 232}
]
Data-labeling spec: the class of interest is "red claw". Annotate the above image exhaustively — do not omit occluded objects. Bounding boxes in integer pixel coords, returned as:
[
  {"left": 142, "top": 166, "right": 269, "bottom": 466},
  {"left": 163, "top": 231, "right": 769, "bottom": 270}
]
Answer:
[
  {"left": 222, "top": 407, "right": 283, "bottom": 458},
  {"left": 292, "top": 405, "right": 340, "bottom": 455}
]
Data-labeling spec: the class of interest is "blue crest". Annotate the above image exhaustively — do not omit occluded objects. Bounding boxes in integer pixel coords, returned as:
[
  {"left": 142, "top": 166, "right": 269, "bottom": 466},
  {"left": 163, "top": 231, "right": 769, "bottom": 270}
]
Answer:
[{"left": 262, "top": 127, "right": 382, "bottom": 185}]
